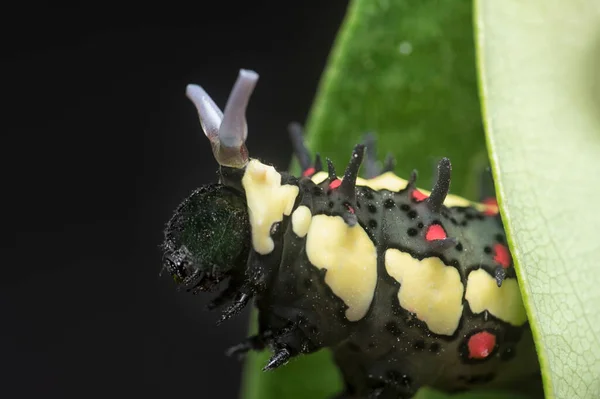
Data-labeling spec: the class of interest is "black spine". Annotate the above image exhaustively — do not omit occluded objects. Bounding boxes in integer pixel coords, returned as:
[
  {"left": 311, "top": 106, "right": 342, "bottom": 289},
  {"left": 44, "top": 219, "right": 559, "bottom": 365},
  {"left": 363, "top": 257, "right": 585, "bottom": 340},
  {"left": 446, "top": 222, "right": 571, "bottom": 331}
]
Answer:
[
  {"left": 288, "top": 122, "right": 312, "bottom": 171},
  {"left": 339, "top": 144, "right": 366, "bottom": 201},
  {"left": 426, "top": 158, "right": 451, "bottom": 213}
]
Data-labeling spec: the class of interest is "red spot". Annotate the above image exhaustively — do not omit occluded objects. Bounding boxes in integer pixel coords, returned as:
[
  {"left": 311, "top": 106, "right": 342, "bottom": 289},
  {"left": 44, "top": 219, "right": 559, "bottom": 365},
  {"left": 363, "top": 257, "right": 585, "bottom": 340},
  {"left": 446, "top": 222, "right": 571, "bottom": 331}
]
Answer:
[
  {"left": 493, "top": 243, "right": 511, "bottom": 269},
  {"left": 425, "top": 224, "right": 447, "bottom": 241},
  {"left": 302, "top": 167, "right": 316, "bottom": 177},
  {"left": 412, "top": 189, "right": 428, "bottom": 202},
  {"left": 328, "top": 179, "right": 342, "bottom": 189},
  {"left": 468, "top": 331, "right": 496, "bottom": 359},
  {"left": 482, "top": 197, "right": 499, "bottom": 216}
]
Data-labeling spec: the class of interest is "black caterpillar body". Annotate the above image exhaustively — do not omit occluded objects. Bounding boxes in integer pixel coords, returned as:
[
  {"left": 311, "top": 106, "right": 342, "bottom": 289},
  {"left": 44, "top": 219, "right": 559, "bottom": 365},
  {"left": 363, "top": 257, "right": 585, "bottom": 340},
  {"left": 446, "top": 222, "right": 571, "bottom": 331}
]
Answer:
[{"left": 162, "top": 69, "right": 540, "bottom": 399}]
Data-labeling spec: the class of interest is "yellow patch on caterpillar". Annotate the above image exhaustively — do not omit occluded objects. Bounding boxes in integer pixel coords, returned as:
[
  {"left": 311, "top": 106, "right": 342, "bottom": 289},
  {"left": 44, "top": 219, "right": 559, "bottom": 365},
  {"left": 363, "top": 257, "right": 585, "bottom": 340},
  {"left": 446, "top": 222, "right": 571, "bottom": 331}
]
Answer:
[
  {"left": 311, "top": 171, "right": 329, "bottom": 185},
  {"left": 242, "top": 159, "right": 299, "bottom": 255},
  {"left": 357, "top": 172, "right": 408, "bottom": 192},
  {"left": 291, "top": 205, "right": 312, "bottom": 238},
  {"left": 465, "top": 269, "right": 527, "bottom": 326},
  {"left": 385, "top": 249, "right": 464, "bottom": 336},
  {"left": 305, "top": 215, "right": 377, "bottom": 322}
]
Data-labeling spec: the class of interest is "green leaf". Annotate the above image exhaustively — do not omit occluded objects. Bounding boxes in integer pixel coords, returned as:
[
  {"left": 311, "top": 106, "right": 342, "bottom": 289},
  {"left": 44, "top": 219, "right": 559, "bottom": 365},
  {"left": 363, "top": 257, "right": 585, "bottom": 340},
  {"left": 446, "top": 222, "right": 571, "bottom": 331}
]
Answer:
[
  {"left": 475, "top": 1, "right": 600, "bottom": 399},
  {"left": 240, "top": 0, "right": 550, "bottom": 398},
  {"left": 304, "top": 0, "right": 488, "bottom": 199}
]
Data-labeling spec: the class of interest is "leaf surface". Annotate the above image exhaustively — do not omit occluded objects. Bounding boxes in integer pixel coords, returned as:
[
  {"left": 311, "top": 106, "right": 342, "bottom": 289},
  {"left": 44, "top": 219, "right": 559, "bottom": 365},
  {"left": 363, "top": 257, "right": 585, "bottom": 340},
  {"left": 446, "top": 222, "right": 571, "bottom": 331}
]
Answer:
[{"left": 475, "top": 1, "right": 600, "bottom": 398}]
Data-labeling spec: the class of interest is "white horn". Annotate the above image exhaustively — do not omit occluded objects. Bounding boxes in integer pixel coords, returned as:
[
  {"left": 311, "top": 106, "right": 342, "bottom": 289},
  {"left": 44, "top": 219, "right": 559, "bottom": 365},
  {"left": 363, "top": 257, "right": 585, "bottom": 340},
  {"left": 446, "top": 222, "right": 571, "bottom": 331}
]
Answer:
[{"left": 185, "top": 69, "right": 259, "bottom": 168}]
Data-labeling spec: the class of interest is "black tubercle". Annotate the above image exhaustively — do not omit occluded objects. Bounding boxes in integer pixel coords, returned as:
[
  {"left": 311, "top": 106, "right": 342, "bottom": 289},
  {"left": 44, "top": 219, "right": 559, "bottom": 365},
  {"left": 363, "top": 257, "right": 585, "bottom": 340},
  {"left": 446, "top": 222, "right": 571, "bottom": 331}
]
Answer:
[
  {"left": 327, "top": 158, "right": 337, "bottom": 180},
  {"left": 426, "top": 157, "right": 451, "bottom": 213},
  {"left": 407, "top": 169, "right": 418, "bottom": 188},
  {"left": 314, "top": 153, "right": 323, "bottom": 173},
  {"left": 495, "top": 266, "right": 507, "bottom": 287},
  {"left": 382, "top": 153, "right": 396, "bottom": 174},
  {"left": 339, "top": 144, "right": 365, "bottom": 201},
  {"left": 363, "top": 133, "right": 379, "bottom": 179},
  {"left": 288, "top": 122, "right": 312, "bottom": 171}
]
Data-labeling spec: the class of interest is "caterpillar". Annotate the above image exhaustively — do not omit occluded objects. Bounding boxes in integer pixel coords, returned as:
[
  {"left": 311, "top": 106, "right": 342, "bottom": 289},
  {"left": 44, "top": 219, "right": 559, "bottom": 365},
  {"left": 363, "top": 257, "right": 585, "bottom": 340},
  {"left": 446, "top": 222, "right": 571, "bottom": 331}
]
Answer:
[{"left": 162, "top": 69, "right": 540, "bottom": 399}]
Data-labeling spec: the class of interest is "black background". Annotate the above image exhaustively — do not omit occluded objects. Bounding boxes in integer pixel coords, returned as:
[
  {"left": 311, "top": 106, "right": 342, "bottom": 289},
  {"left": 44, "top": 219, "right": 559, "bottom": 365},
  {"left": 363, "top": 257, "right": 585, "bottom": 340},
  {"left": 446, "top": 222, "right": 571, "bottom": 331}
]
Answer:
[{"left": 3, "top": 2, "right": 348, "bottom": 398}]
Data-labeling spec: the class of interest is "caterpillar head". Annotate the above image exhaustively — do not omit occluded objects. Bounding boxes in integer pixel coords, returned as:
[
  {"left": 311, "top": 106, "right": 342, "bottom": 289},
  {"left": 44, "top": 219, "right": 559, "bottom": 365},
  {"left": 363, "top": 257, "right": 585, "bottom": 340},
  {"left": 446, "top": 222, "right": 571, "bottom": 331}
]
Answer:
[{"left": 162, "top": 184, "right": 251, "bottom": 292}]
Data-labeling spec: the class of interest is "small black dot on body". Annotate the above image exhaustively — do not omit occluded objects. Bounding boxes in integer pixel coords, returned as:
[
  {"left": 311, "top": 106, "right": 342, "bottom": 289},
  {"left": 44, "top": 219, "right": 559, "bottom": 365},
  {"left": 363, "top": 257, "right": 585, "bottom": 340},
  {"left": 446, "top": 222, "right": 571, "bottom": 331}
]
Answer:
[
  {"left": 369, "top": 220, "right": 378, "bottom": 228},
  {"left": 407, "top": 228, "right": 418, "bottom": 236},
  {"left": 328, "top": 201, "right": 334, "bottom": 208},
  {"left": 450, "top": 217, "right": 458, "bottom": 225},
  {"left": 312, "top": 186, "right": 322, "bottom": 196},
  {"left": 383, "top": 199, "right": 395, "bottom": 209},
  {"left": 401, "top": 374, "right": 412, "bottom": 387},
  {"left": 400, "top": 204, "right": 411, "bottom": 211},
  {"left": 386, "top": 370, "right": 402, "bottom": 383},
  {"left": 417, "top": 222, "right": 424, "bottom": 229},
  {"left": 363, "top": 190, "right": 374, "bottom": 200},
  {"left": 466, "top": 373, "right": 495, "bottom": 385},
  {"left": 500, "top": 347, "right": 516, "bottom": 361},
  {"left": 484, "top": 246, "right": 492, "bottom": 254},
  {"left": 367, "top": 204, "right": 377, "bottom": 213},
  {"left": 455, "top": 243, "right": 463, "bottom": 252},
  {"left": 407, "top": 210, "right": 417, "bottom": 219},
  {"left": 385, "top": 370, "right": 412, "bottom": 387},
  {"left": 429, "top": 342, "right": 441, "bottom": 353},
  {"left": 347, "top": 342, "right": 361, "bottom": 352},
  {"left": 413, "top": 340, "right": 425, "bottom": 350},
  {"left": 385, "top": 321, "right": 402, "bottom": 337}
]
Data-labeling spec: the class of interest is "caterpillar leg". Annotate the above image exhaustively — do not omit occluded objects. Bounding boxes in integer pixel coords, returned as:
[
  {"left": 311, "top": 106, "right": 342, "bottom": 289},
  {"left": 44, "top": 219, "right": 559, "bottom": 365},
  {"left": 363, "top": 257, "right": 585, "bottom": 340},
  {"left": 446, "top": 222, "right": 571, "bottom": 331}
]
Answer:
[
  {"left": 225, "top": 323, "right": 300, "bottom": 371},
  {"left": 333, "top": 344, "right": 417, "bottom": 399},
  {"left": 329, "top": 386, "right": 410, "bottom": 399}
]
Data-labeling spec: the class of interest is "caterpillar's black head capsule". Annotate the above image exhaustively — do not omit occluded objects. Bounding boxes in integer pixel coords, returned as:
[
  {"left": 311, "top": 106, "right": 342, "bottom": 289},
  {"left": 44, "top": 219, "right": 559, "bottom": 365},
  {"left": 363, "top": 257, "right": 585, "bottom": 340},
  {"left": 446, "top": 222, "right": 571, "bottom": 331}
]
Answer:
[{"left": 162, "top": 184, "right": 251, "bottom": 293}]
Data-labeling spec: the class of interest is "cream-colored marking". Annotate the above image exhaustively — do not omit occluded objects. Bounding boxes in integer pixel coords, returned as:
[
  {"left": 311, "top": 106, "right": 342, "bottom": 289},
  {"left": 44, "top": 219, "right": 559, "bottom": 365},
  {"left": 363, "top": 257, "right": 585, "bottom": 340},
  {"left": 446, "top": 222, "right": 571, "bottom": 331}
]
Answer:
[
  {"left": 291, "top": 205, "right": 312, "bottom": 238},
  {"left": 357, "top": 172, "right": 408, "bottom": 192},
  {"left": 305, "top": 215, "right": 377, "bottom": 321},
  {"left": 310, "top": 171, "right": 329, "bottom": 185},
  {"left": 385, "top": 249, "right": 464, "bottom": 335},
  {"left": 310, "top": 170, "right": 478, "bottom": 208},
  {"left": 465, "top": 269, "right": 527, "bottom": 326},
  {"left": 241, "top": 159, "right": 299, "bottom": 255}
]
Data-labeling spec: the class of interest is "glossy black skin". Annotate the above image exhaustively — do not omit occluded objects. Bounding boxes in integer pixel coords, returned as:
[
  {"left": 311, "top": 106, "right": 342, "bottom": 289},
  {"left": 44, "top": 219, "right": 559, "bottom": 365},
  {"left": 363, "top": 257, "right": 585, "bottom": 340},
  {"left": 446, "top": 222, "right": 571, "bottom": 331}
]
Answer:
[
  {"left": 163, "top": 164, "right": 541, "bottom": 399},
  {"left": 162, "top": 184, "right": 251, "bottom": 294}
]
